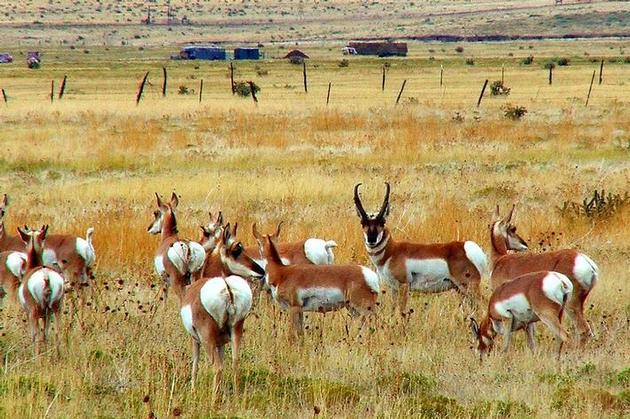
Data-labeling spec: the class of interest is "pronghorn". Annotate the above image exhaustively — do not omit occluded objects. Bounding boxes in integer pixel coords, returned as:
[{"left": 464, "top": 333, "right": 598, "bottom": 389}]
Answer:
[
  {"left": 489, "top": 205, "right": 599, "bottom": 344},
  {"left": 261, "top": 224, "right": 380, "bottom": 339},
  {"left": 0, "top": 194, "right": 96, "bottom": 289},
  {"left": 198, "top": 212, "right": 224, "bottom": 255},
  {"left": 0, "top": 194, "right": 26, "bottom": 252},
  {"left": 354, "top": 183, "right": 488, "bottom": 313},
  {"left": 0, "top": 250, "right": 27, "bottom": 303},
  {"left": 147, "top": 192, "right": 206, "bottom": 303},
  {"left": 17, "top": 225, "right": 65, "bottom": 355},
  {"left": 251, "top": 222, "right": 337, "bottom": 266},
  {"left": 180, "top": 224, "right": 260, "bottom": 398},
  {"left": 470, "top": 271, "right": 573, "bottom": 358}
]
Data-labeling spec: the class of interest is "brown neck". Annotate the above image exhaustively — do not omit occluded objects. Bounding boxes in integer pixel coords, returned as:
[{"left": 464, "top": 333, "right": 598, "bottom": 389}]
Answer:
[
  {"left": 161, "top": 210, "right": 178, "bottom": 241},
  {"left": 480, "top": 316, "right": 496, "bottom": 339},
  {"left": 26, "top": 240, "right": 44, "bottom": 270},
  {"left": 490, "top": 226, "right": 508, "bottom": 265},
  {"left": 203, "top": 248, "right": 227, "bottom": 277}
]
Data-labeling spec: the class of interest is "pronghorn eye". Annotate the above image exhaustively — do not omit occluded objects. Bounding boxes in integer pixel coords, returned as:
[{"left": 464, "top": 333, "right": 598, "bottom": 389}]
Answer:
[
  {"left": 509, "top": 226, "right": 517, "bottom": 233},
  {"left": 153, "top": 210, "right": 160, "bottom": 217},
  {"left": 232, "top": 243, "right": 243, "bottom": 257}
]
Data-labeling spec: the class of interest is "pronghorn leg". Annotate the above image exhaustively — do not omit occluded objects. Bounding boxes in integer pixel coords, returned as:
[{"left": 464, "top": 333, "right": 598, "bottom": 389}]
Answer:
[
  {"left": 289, "top": 307, "right": 303, "bottom": 340},
  {"left": 536, "top": 310, "right": 570, "bottom": 358},
  {"left": 526, "top": 323, "right": 537, "bottom": 353},
  {"left": 231, "top": 320, "right": 244, "bottom": 395},
  {"left": 211, "top": 346, "right": 225, "bottom": 404},
  {"left": 503, "top": 315, "right": 515, "bottom": 353},
  {"left": 191, "top": 337, "right": 200, "bottom": 390},
  {"left": 568, "top": 292, "right": 591, "bottom": 346},
  {"left": 53, "top": 309, "right": 62, "bottom": 357},
  {"left": 398, "top": 283, "right": 409, "bottom": 316},
  {"left": 29, "top": 313, "right": 39, "bottom": 355}
]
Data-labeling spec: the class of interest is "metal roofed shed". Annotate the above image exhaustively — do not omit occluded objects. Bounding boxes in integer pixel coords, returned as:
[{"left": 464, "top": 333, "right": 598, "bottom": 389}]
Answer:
[
  {"left": 347, "top": 42, "right": 408, "bottom": 57},
  {"left": 234, "top": 47, "right": 260, "bottom": 60},
  {"left": 179, "top": 45, "right": 226, "bottom": 60}
]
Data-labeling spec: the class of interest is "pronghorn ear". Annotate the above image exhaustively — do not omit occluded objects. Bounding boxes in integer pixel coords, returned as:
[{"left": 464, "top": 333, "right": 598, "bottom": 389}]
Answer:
[
  {"left": 155, "top": 193, "right": 166, "bottom": 210},
  {"left": 17, "top": 226, "right": 30, "bottom": 243},
  {"left": 223, "top": 223, "right": 232, "bottom": 244},
  {"left": 493, "top": 205, "right": 501, "bottom": 221},
  {"left": 506, "top": 204, "right": 516, "bottom": 223},
  {"left": 41, "top": 225, "right": 49, "bottom": 239},
  {"left": 252, "top": 222, "right": 262, "bottom": 240},
  {"left": 216, "top": 211, "right": 224, "bottom": 226},
  {"left": 1, "top": 193, "right": 8, "bottom": 207},
  {"left": 274, "top": 221, "right": 283, "bottom": 239},
  {"left": 469, "top": 318, "right": 480, "bottom": 337},
  {"left": 232, "top": 222, "right": 238, "bottom": 238},
  {"left": 170, "top": 192, "right": 179, "bottom": 208}
]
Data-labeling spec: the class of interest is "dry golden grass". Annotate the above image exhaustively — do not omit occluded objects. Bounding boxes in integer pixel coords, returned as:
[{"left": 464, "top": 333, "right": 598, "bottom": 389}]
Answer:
[{"left": 0, "top": 42, "right": 629, "bottom": 418}]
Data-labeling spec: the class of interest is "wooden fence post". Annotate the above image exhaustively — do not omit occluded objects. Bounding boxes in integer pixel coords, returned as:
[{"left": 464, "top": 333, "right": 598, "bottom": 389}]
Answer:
[
  {"left": 50, "top": 80, "right": 54, "bottom": 103},
  {"left": 476, "top": 79, "right": 488, "bottom": 108},
  {"left": 501, "top": 63, "right": 505, "bottom": 84},
  {"left": 585, "top": 70, "right": 596, "bottom": 107},
  {"left": 1, "top": 89, "right": 7, "bottom": 105},
  {"left": 58, "top": 75, "right": 67, "bottom": 99},
  {"left": 549, "top": 66, "right": 553, "bottom": 85},
  {"left": 395, "top": 79, "right": 407, "bottom": 105},
  {"left": 136, "top": 72, "right": 149, "bottom": 105},
  {"left": 162, "top": 67, "right": 168, "bottom": 97},
  {"left": 440, "top": 65, "right": 443, "bottom": 87},
  {"left": 230, "top": 62, "right": 235, "bottom": 95},
  {"left": 248, "top": 81, "right": 258, "bottom": 104},
  {"left": 199, "top": 79, "right": 203, "bottom": 103},
  {"left": 303, "top": 61, "right": 308, "bottom": 93},
  {"left": 326, "top": 82, "right": 331, "bottom": 105},
  {"left": 598, "top": 59, "right": 604, "bottom": 85},
  {"left": 382, "top": 65, "right": 386, "bottom": 91}
]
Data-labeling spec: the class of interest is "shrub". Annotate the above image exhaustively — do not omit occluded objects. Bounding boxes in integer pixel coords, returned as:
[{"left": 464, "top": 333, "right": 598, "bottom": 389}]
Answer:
[
  {"left": 557, "top": 57, "right": 570, "bottom": 66},
  {"left": 544, "top": 61, "right": 556, "bottom": 70},
  {"left": 177, "top": 85, "right": 190, "bottom": 95},
  {"left": 522, "top": 55, "right": 534, "bottom": 65},
  {"left": 624, "top": 56, "right": 630, "bottom": 64},
  {"left": 338, "top": 58, "right": 349, "bottom": 68},
  {"left": 465, "top": 58, "right": 474, "bottom": 65},
  {"left": 559, "top": 190, "right": 630, "bottom": 220},
  {"left": 490, "top": 80, "right": 511, "bottom": 96},
  {"left": 455, "top": 46, "right": 464, "bottom": 53},
  {"left": 502, "top": 103, "right": 527, "bottom": 120},
  {"left": 234, "top": 80, "right": 260, "bottom": 97}
]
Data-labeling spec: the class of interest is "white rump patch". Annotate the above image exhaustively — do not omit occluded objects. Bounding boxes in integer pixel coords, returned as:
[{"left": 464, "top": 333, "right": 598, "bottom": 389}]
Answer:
[
  {"left": 188, "top": 241, "right": 206, "bottom": 273},
  {"left": 494, "top": 293, "right": 535, "bottom": 323},
  {"left": 304, "top": 238, "right": 336, "bottom": 265},
  {"left": 297, "top": 287, "right": 345, "bottom": 312},
  {"left": 573, "top": 254, "right": 599, "bottom": 290},
  {"left": 26, "top": 268, "right": 64, "bottom": 309},
  {"left": 542, "top": 272, "right": 573, "bottom": 305},
  {"left": 6, "top": 252, "right": 27, "bottom": 278},
  {"left": 76, "top": 237, "right": 96, "bottom": 267},
  {"left": 154, "top": 255, "right": 165, "bottom": 276},
  {"left": 361, "top": 266, "right": 380, "bottom": 294},
  {"left": 180, "top": 304, "right": 199, "bottom": 341},
  {"left": 405, "top": 258, "right": 453, "bottom": 292},
  {"left": 464, "top": 241, "right": 489, "bottom": 276},
  {"left": 200, "top": 276, "right": 252, "bottom": 328},
  {"left": 167, "top": 242, "right": 189, "bottom": 275}
]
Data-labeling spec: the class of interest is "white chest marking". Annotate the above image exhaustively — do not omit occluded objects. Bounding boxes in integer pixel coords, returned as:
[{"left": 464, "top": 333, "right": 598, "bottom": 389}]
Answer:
[
  {"left": 297, "top": 287, "right": 345, "bottom": 312},
  {"left": 404, "top": 258, "right": 453, "bottom": 292},
  {"left": 377, "top": 258, "right": 398, "bottom": 290}
]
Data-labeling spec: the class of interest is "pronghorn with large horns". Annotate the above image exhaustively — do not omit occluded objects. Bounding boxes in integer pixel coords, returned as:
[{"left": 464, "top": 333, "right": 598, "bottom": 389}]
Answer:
[
  {"left": 180, "top": 223, "right": 261, "bottom": 399},
  {"left": 489, "top": 204, "right": 599, "bottom": 345},
  {"left": 354, "top": 183, "right": 488, "bottom": 313},
  {"left": 0, "top": 194, "right": 96, "bottom": 290},
  {"left": 17, "top": 225, "right": 65, "bottom": 355},
  {"left": 260, "top": 223, "right": 379, "bottom": 339},
  {"left": 470, "top": 271, "right": 573, "bottom": 358},
  {"left": 148, "top": 192, "right": 206, "bottom": 303}
]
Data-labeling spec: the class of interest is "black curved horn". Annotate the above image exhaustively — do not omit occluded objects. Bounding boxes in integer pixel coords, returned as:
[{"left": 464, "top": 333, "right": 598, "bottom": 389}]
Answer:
[
  {"left": 354, "top": 183, "right": 368, "bottom": 220},
  {"left": 377, "top": 182, "right": 391, "bottom": 220}
]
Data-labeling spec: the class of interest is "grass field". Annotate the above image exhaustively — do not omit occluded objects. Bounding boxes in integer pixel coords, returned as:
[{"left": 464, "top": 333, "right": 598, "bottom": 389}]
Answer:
[{"left": 0, "top": 38, "right": 629, "bottom": 418}]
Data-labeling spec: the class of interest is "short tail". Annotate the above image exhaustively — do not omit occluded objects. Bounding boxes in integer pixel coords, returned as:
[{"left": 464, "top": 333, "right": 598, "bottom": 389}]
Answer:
[
  {"left": 42, "top": 272, "right": 53, "bottom": 312},
  {"left": 222, "top": 277, "right": 236, "bottom": 321},
  {"left": 325, "top": 240, "right": 337, "bottom": 264},
  {"left": 86, "top": 227, "right": 95, "bottom": 247},
  {"left": 464, "top": 241, "right": 489, "bottom": 277}
]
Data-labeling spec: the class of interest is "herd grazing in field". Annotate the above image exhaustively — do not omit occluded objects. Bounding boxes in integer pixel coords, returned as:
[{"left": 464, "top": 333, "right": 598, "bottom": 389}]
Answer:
[{"left": 0, "top": 184, "right": 601, "bottom": 400}]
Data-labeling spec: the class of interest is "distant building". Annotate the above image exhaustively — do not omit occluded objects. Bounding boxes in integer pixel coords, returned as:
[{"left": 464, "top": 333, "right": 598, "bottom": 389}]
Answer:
[
  {"left": 0, "top": 53, "right": 12, "bottom": 63},
  {"left": 179, "top": 45, "right": 226, "bottom": 60},
  {"left": 234, "top": 47, "right": 260, "bottom": 60},
  {"left": 341, "top": 47, "right": 357, "bottom": 55},
  {"left": 347, "top": 42, "right": 408, "bottom": 57}
]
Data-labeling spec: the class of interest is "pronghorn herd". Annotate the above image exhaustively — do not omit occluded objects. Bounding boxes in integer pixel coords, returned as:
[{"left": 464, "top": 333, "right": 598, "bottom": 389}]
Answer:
[{"left": 0, "top": 185, "right": 601, "bottom": 400}]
